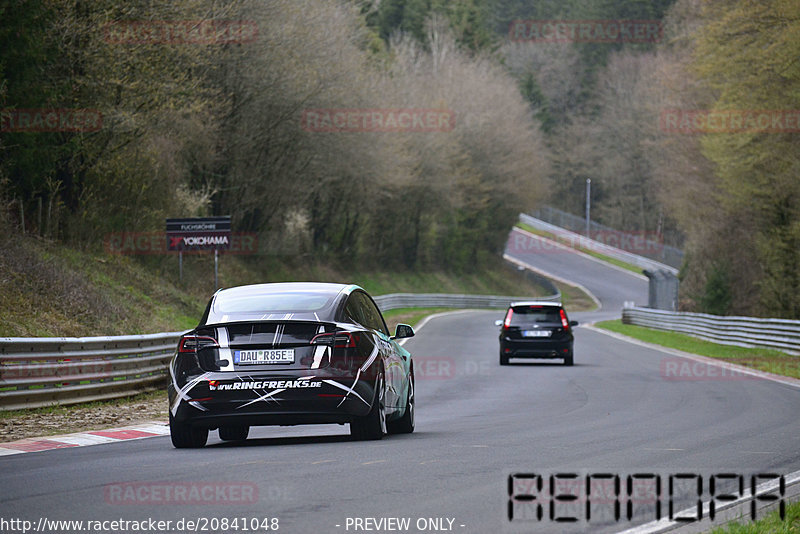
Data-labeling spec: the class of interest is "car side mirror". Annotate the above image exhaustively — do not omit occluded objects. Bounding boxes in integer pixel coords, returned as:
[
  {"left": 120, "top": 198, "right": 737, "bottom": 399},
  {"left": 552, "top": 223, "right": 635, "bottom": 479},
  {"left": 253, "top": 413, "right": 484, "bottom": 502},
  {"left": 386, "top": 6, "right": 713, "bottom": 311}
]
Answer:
[
  {"left": 494, "top": 319, "right": 503, "bottom": 327},
  {"left": 570, "top": 320, "right": 579, "bottom": 326},
  {"left": 393, "top": 323, "right": 415, "bottom": 340}
]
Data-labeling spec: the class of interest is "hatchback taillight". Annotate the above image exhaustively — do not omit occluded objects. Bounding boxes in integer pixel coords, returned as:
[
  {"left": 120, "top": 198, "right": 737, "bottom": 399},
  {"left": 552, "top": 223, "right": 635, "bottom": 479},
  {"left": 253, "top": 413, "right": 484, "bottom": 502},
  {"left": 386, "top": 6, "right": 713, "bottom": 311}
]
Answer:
[
  {"left": 503, "top": 308, "right": 514, "bottom": 329},
  {"left": 178, "top": 335, "right": 219, "bottom": 353},
  {"left": 559, "top": 309, "right": 569, "bottom": 330}
]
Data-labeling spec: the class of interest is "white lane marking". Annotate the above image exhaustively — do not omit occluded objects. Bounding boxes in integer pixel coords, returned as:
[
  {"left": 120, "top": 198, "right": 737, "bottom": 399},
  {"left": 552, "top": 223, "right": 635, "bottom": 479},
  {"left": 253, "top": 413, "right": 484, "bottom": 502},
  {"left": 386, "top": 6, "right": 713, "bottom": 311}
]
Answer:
[
  {"left": 52, "top": 435, "right": 119, "bottom": 446},
  {"left": 397, "top": 309, "right": 482, "bottom": 347},
  {"left": 130, "top": 423, "right": 170, "bottom": 435},
  {"left": 0, "top": 420, "right": 171, "bottom": 456},
  {"left": 584, "top": 324, "right": 800, "bottom": 390},
  {"left": 618, "top": 468, "right": 800, "bottom": 534}
]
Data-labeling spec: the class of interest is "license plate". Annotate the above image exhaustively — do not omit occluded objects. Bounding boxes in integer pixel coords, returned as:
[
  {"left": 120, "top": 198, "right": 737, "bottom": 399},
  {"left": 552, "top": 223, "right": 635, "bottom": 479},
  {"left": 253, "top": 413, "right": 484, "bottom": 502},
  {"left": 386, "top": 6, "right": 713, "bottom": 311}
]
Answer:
[
  {"left": 235, "top": 349, "right": 295, "bottom": 364},
  {"left": 522, "top": 330, "right": 551, "bottom": 338}
]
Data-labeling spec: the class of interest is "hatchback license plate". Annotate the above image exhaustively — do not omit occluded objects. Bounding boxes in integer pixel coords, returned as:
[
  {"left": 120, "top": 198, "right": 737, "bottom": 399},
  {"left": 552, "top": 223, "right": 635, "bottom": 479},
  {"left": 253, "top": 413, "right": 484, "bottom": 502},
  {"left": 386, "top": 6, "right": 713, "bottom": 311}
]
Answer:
[
  {"left": 235, "top": 349, "right": 295, "bottom": 364},
  {"left": 522, "top": 330, "right": 551, "bottom": 338}
]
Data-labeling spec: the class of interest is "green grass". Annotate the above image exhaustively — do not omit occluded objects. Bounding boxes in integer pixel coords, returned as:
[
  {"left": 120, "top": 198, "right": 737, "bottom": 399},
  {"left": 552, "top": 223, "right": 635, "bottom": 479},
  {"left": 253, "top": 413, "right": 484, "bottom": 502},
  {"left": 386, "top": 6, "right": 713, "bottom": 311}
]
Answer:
[
  {"left": 254, "top": 259, "right": 560, "bottom": 298},
  {"left": 709, "top": 500, "right": 800, "bottom": 533},
  {"left": 595, "top": 320, "right": 800, "bottom": 380},
  {"left": 516, "top": 222, "right": 644, "bottom": 275}
]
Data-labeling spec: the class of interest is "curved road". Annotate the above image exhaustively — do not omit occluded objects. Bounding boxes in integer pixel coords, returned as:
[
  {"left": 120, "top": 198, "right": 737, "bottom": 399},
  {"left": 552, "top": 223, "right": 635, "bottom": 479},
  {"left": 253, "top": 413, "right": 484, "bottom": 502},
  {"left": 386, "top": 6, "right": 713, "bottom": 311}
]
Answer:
[
  {"left": 2, "top": 233, "right": 799, "bottom": 534},
  {"left": 505, "top": 226, "right": 649, "bottom": 318}
]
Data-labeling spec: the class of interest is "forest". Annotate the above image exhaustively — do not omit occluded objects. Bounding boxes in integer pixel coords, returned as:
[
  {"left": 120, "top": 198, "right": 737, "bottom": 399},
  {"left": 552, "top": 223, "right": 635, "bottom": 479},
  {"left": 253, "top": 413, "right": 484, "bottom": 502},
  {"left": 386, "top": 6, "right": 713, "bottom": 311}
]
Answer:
[{"left": 1, "top": 0, "right": 798, "bottom": 317}]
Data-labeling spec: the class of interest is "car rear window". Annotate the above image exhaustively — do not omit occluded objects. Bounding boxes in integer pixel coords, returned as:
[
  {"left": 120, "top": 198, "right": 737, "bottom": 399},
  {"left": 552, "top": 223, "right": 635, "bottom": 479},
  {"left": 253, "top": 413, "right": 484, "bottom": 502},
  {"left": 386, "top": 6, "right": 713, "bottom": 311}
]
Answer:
[
  {"left": 509, "top": 306, "right": 561, "bottom": 325},
  {"left": 214, "top": 292, "right": 332, "bottom": 314}
]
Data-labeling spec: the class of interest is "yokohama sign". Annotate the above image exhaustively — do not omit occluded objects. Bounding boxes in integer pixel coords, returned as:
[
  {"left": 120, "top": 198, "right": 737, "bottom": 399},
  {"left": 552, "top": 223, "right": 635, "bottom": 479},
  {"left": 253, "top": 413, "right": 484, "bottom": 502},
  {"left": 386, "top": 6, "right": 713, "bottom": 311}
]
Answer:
[{"left": 166, "top": 217, "right": 231, "bottom": 251}]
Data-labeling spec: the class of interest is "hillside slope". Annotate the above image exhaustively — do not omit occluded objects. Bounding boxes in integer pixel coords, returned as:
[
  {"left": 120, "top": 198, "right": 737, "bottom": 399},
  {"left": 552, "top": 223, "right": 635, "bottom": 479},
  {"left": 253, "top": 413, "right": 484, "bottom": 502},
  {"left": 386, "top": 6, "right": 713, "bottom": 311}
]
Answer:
[{"left": 0, "top": 227, "right": 579, "bottom": 337}]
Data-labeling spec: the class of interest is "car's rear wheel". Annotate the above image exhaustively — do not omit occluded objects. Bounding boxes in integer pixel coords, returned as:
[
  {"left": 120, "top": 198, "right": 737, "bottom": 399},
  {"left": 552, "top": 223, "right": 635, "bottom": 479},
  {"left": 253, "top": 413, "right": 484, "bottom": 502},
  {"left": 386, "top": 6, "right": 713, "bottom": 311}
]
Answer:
[
  {"left": 387, "top": 370, "right": 414, "bottom": 435},
  {"left": 351, "top": 371, "right": 386, "bottom": 441},
  {"left": 219, "top": 426, "right": 249, "bottom": 441},
  {"left": 169, "top": 413, "right": 208, "bottom": 448},
  {"left": 500, "top": 351, "right": 509, "bottom": 365},
  {"left": 564, "top": 351, "right": 574, "bottom": 366}
]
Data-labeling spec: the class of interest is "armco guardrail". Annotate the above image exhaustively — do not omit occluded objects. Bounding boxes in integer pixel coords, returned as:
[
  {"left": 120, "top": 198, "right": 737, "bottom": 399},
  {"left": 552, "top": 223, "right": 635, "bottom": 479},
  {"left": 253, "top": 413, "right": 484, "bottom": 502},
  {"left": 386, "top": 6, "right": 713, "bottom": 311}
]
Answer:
[
  {"left": 519, "top": 213, "right": 679, "bottom": 275},
  {"left": 531, "top": 205, "right": 684, "bottom": 269},
  {"left": 0, "top": 332, "right": 183, "bottom": 410},
  {"left": 622, "top": 306, "right": 800, "bottom": 355},
  {"left": 0, "top": 291, "right": 559, "bottom": 410}
]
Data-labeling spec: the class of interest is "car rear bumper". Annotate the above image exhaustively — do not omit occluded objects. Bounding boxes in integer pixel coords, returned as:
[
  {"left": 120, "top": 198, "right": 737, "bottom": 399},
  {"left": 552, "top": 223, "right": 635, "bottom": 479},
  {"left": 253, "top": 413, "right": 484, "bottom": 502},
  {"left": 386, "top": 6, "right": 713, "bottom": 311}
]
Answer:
[
  {"left": 168, "top": 370, "right": 376, "bottom": 427},
  {"left": 500, "top": 338, "right": 572, "bottom": 358}
]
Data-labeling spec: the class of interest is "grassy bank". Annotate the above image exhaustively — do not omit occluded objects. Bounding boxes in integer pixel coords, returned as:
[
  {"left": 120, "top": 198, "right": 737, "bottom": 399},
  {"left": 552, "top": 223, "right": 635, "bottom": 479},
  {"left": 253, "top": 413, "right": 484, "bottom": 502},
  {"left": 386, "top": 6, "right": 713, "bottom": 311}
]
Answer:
[
  {"left": 710, "top": 499, "right": 800, "bottom": 533},
  {"left": 0, "top": 230, "right": 591, "bottom": 337},
  {"left": 595, "top": 320, "right": 800, "bottom": 380}
]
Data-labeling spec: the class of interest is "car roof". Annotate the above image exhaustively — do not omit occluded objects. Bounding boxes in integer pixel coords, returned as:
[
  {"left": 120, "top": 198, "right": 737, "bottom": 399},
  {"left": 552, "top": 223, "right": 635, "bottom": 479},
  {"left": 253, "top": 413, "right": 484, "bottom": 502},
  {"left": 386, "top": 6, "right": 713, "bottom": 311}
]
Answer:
[
  {"left": 214, "top": 282, "right": 358, "bottom": 298},
  {"left": 509, "top": 301, "right": 563, "bottom": 308},
  {"left": 201, "top": 282, "right": 364, "bottom": 326}
]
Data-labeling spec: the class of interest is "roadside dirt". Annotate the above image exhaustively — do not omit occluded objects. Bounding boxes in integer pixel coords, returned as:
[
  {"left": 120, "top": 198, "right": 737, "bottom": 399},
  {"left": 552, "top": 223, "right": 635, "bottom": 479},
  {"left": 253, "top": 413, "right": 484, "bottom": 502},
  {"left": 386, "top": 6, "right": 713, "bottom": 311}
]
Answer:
[{"left": 0, "top": 392, "right": 168, "bottom": 443}]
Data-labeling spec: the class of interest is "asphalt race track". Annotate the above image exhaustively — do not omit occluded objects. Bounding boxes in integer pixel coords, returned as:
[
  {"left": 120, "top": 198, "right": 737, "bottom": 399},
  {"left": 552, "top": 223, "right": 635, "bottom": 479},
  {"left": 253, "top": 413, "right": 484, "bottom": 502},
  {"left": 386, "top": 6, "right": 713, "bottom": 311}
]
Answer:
[
  {"left": 505, "top": 226, "right": 650, "bottom": 318},
  {"left": 2, "top": 237, "right": 799, "bottom": 534}
]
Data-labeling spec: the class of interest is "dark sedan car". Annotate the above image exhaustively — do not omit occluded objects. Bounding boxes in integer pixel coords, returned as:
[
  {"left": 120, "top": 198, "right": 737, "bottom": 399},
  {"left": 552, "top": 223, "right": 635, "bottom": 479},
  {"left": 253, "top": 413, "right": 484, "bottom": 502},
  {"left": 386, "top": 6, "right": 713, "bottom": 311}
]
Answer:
[
  {"left": 496, "top": 301, "right": 578, "bottom": 366},
  {"left": 168, "top": 282, "right": 415, "bottom": 448}
]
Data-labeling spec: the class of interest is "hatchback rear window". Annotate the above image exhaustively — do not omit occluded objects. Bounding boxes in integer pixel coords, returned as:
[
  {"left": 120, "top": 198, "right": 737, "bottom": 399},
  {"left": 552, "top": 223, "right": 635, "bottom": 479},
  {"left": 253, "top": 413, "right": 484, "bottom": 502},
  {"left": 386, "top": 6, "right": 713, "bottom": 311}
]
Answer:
[{"left": 509, "top": 306, "right": 561, "bottom": 325}]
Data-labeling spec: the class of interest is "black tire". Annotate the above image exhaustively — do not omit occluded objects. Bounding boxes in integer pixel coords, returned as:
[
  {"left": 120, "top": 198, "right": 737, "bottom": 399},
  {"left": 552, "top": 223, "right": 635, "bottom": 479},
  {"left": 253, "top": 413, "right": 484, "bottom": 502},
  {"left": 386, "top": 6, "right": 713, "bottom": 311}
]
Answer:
[
  {"left": 564, "top": 351, "right": 574, "bottom": 366},
  {"left": 350, "top": 370, "right": 386, "bottom": 441},
  {"left": 219, "top": 426, "right": 249, "bottom": 441},
  {"left": 387, "top": 370, "right": 414, "bottom": 435},
  {"left": 500, "top": 351, "right": 509, "bottom": 365},
  {"left": 170, "top": 413, "right": 208, "bottom": 449}
]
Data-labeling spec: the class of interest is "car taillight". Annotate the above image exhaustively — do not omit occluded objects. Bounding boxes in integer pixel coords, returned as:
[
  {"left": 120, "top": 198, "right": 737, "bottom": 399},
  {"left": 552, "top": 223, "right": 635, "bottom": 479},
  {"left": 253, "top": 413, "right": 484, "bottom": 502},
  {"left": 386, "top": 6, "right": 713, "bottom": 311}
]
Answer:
[
  {"left": 310, "top": 332, "right": 358, "bottom": 348},
  {"left": 503, "top": 308, "right": 514, "bottom": 329},
  {"left": 178, "top": 335, "right": 219, "bottom": 353},
  {"left": 559, "top": 309, "right": 569, "bottom": 330}
]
